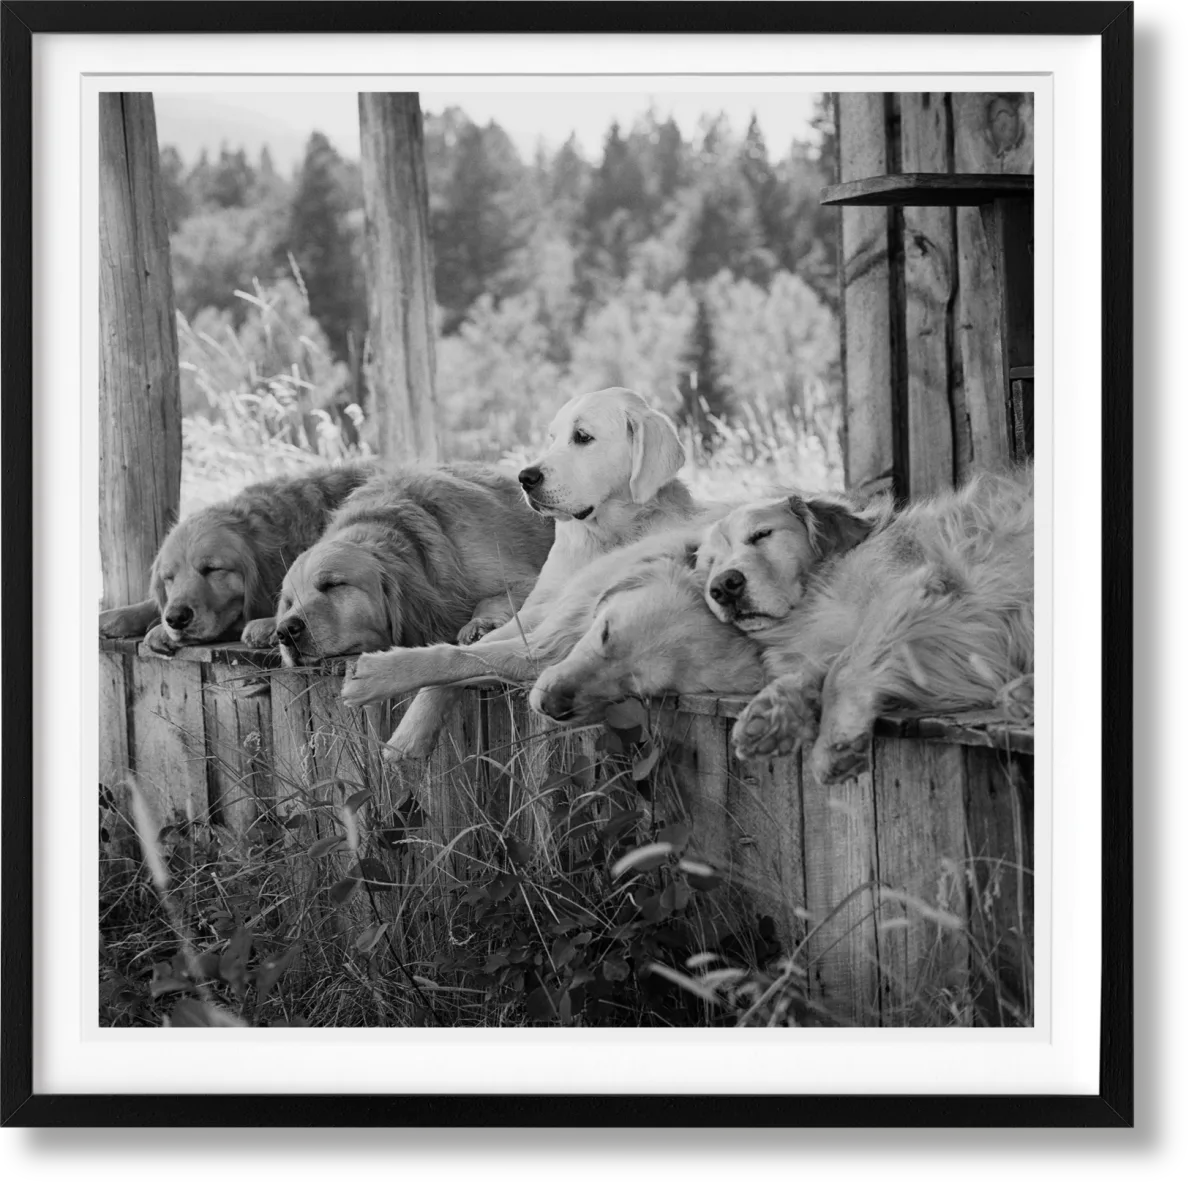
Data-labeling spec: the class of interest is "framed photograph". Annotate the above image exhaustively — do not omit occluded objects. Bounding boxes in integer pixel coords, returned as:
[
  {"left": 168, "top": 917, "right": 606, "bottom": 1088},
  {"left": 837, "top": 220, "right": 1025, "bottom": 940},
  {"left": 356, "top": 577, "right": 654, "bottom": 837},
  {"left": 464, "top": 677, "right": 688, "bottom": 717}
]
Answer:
[{"left": 1, "top": 3, "right": 1132, "bottom": 1127}]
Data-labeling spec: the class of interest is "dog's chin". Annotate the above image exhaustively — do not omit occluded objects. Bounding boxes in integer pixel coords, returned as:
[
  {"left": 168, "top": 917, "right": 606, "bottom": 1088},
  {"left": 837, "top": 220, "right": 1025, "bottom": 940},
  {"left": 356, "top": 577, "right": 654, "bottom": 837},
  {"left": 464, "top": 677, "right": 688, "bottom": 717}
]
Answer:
[
  {"left": 731, "top": 611, "right": 783, "bottom": 634},
  {"left": 523, "top": 493, "right": 595, "bottom": 522}
]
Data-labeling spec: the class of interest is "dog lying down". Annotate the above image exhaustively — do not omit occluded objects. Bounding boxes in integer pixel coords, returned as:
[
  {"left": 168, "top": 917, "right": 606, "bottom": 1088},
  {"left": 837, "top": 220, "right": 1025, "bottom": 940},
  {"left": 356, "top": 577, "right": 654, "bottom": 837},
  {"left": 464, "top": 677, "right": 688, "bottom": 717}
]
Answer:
[
  {"left": 340, "top": 525, "right": 765, "bottom": 728},
  {"left": 98, "top": 464, "right": 378, "bottom": 653},
  {"left": 696, "top": 465, "right": 1034, "bottom": 785},
  {"left": 378, "top": 386, "right": 699, "bottom": 757},
  {"left": 275, "top": 463, "right": 555, "bottom": 666}
]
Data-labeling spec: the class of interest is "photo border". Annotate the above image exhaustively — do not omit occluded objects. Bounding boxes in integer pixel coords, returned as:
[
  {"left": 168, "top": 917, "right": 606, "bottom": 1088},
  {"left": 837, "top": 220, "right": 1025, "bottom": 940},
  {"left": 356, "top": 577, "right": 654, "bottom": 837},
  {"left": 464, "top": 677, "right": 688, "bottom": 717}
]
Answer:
[{"left": 0, "top": 1, "right": 1134, "bottom": 1128}]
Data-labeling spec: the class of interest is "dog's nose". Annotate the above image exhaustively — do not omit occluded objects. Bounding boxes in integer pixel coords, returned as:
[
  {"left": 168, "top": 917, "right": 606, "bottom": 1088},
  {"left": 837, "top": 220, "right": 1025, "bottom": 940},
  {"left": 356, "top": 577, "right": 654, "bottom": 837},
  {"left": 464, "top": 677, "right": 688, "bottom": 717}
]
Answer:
[
  {"left": 275, "top": 618, "right": 302, "bottom": 644},
  {"left": 709, "top": 569, "right": 746, "bottom": 606},
  {"left": 164, "top": 606, "right": 193, "bottom": 631},
  {"left": 518, "top": 466, "right": 544, "bottom": 492},
  {"left": 538, "top": 684, "right": 576, "bottom": 721}
]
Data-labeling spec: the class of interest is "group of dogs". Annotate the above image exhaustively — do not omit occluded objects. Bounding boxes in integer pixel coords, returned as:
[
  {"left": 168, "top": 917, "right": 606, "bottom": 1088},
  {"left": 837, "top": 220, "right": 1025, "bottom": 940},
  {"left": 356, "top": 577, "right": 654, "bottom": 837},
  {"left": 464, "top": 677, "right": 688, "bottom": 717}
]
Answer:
[{"left": 100, "top": 387, "right": 1034, "bottom": 786}]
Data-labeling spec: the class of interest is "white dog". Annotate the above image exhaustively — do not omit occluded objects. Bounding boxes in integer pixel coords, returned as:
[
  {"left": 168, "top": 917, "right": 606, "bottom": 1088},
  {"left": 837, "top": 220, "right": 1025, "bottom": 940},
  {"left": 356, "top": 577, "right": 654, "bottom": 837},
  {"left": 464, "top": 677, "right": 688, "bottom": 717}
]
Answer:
[{"left": 361, "top": 388, "right": 697, "bottom": 755}]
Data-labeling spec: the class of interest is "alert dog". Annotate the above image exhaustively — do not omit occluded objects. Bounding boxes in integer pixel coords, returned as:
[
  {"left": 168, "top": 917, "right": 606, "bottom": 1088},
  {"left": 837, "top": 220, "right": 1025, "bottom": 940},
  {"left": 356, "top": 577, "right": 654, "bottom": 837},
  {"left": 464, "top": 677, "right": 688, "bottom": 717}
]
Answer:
[
  {"left": 363, "top": 388, "right": 698, "bottom": 756},
  {"left": 695, "top": 466, "right": 1034, "bottom": 785}
]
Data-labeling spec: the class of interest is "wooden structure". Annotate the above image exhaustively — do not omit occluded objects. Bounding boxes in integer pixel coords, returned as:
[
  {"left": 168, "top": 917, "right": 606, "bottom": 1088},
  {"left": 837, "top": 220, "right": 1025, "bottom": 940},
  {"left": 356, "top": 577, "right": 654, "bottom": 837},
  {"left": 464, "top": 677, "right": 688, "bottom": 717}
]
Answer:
[
  {"left": 99, "top": 93, "right": 181, "bottom": 608},
  {"left": 358, "top": 93, "right": 440, "bottom": 463},
  {"left": 100, "top": 640, "right": 1033, "bottom": 1026},
  {"left": 98, "top": 91, "right": 1036, "bottom": 1027},
  {"left": 829, "top": 93, "right": 1034, "bottom": 500}
]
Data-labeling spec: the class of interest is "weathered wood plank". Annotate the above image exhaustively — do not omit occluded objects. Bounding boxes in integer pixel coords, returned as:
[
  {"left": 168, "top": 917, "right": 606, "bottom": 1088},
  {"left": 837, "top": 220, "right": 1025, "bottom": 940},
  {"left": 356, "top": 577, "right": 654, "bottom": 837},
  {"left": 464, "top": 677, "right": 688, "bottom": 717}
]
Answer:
[
  {"left": 821, "top": 172, "right": 1033, "bottom": 207},
  {"left": 202, "top": 659, "right": 274, "bottom": 835},
  {"left": 950, "top": 93, "right": 1035, "bottom": 174},
  {"left": 358, "top": 93, "right": 439, "bottom": 463},
  {"left": 127, "top": 655, "right": 207, "bottom": 823},
  {"left": 836, "top": 93, "right": 894, "bottom": 495},
  {"left": 800, "top": 751, "right": 880, "bottom": 1022},
  {"left": 727, "top": 746, "right": 805, "bottom": 953},
  {"left": 99, "top": 93, "right": 181, "bottom": 609},
  {"left": 899, "top": 94, "right": 957, "bottom": 498},
  {"left": 964, "top": 749, "right": 1034, "bottom": 1025},
  {"left": 99, "top": 651, "right": 130, "bottom": 789},
  {"left": 872, "top": 738, "right": 970, "bottom": 1026}
]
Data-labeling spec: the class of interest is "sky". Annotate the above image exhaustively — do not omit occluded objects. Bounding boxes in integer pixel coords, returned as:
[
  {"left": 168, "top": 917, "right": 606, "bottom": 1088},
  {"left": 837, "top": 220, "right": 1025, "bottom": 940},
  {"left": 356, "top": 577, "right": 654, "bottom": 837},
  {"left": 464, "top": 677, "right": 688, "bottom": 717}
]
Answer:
[{"left": 153, "top": 91, "right": 822, "bottom": 171}]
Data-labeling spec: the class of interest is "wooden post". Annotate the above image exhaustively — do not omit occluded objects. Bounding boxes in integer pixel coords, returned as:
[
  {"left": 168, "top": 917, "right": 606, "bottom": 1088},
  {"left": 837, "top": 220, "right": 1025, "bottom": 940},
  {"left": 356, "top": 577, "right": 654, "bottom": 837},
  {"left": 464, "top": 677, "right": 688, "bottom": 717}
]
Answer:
[
  {"left": 358, "top": 93, "right": 440, "bottom": 464},
  {"left": 99, "top": 93, "right": 181, "bottom": 608}
]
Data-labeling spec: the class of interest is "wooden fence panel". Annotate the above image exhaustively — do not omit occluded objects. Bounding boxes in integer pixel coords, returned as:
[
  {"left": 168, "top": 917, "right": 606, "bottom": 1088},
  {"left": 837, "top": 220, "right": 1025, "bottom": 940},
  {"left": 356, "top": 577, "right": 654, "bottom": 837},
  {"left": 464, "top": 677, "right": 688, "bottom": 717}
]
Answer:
[{"left": 100, "top": 643, "right": 1034, "bottom": 1027}]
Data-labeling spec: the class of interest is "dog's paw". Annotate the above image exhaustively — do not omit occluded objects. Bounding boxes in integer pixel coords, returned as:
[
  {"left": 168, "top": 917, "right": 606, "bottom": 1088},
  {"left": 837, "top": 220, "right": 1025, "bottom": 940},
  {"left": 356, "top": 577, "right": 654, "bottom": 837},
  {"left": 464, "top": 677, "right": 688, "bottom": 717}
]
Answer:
[
  {"left": 99, "top": 605, "right": 154, "bottom": 639},
  {"left": 732, "top": 681, "right": 817, "bottom": 761},
  {"left": 810, "top": 729, "right": 873, "bottom": 786},
  {"left": 341, "top": 651, "right": 403, "bottom": 707},
  {"left": 143, "top": 623, "right": 179, "bottom": 655},
  {"left": 240, "top": 617, "right": 278, "bottom": 649},
  {"left": 456, "top": 615, "right": 506, "bottom": 645}
]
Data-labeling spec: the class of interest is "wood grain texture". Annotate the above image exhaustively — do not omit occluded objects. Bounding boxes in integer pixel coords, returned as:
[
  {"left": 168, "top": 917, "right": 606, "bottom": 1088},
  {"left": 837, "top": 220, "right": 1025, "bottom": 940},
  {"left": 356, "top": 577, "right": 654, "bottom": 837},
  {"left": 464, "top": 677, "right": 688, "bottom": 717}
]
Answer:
[
  {"left": 99, "top": 93, "right": 181, "bottom": 608},
  {"left": 898, "top": 94, "right": 956, "bottom": 498},
  {"left": 127, "top": 655, "right": 207, "bottom": 822},
  {"left": 836, "top": 93, "right": 894, "bottom": 494},
  {"left": 872, "top": 738, "right": 969, "bottom": 1026},
  {"left": 202, "top": 660, "right": 274, "bottom": 835},
  {"left": 950, "top": 93, "right": 1035, "bottom": 174},
  {"left": 821, "top": 172, "right": 1032, "bottom": 206},
  {"left": 358, "top": 93, "right": 439, "bottom": 464},
  {"left": 800, "top": 752, "right": 880, "bottom": 1023},
  {"left": 99, "top": 652, "right": 131, "bottom": 788}
]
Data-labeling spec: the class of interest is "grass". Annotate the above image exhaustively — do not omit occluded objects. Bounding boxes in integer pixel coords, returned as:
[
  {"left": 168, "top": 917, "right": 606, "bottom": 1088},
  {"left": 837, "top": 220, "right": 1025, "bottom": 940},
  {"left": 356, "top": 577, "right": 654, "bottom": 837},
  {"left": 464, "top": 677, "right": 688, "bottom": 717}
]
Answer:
[{"left": 99, "top": 664, "right": 1032, "bottom": 1030}]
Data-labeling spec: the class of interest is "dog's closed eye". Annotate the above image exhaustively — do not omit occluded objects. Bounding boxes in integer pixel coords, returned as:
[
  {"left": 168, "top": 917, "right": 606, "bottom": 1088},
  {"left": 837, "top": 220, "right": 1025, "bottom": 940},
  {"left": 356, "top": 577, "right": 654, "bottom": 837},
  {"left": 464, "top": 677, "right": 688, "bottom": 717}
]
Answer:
[
  {"left": 572, "top": 429, "right": 594, "bottom": 445},
  {"left": 747, "top": 528, "right": 774, "bottom": 545}
]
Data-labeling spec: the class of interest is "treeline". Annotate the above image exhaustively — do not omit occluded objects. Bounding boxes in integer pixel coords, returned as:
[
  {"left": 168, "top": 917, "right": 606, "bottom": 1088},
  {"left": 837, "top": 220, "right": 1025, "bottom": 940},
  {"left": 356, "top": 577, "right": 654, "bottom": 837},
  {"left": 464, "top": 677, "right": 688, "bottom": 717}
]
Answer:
[{"left": 164, "top": 101, "right": 842, "bottom": 472}]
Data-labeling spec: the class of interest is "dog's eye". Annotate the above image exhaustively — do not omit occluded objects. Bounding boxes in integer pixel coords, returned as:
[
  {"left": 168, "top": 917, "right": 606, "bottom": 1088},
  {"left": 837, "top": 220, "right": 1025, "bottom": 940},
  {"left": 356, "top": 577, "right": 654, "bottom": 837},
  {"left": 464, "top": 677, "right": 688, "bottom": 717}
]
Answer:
[
  {"left": 748, "top": 529, "right": 774, "bottom": 545},
  {"left": 317, "top": 580, "right": 344, "bottom": 594},
  {"left": 600, "top": 621, "right": 610, "bottom": 647},
  {"left": 572, "top": 429, "right": 594, "bottom": 445}
]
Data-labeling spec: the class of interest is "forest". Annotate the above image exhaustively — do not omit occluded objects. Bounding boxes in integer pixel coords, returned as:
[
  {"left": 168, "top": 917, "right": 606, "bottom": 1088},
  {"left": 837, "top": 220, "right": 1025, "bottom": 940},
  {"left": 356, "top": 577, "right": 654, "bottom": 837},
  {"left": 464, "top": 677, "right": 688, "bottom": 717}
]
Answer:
[{"left": 163, "top": 99, "right": 845, "bottom": 510}]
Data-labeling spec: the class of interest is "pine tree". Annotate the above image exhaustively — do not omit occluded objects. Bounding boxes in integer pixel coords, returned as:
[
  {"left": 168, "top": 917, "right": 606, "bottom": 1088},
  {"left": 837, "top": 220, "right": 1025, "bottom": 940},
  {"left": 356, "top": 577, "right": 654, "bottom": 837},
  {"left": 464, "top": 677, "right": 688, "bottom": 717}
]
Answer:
[
  {"left": 285, "top": 131, "right": 365, "bottom": 359},
  {"left": 678, "top": 292, "right": 730, "bottom": 441},
  {"left": 158, "top": 145, "right": 192, "bottom": 232}
]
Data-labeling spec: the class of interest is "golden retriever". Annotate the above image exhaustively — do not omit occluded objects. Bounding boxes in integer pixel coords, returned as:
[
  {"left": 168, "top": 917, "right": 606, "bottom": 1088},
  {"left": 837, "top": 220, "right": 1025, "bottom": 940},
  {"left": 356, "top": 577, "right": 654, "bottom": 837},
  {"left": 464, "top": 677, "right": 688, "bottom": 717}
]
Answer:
[
  {"left": 375, "top": 388, "right": 698, "bottom": 756},
  {"left": 274, "top": 464, "right": 554, "bottom": 665},
  {"left": 695, "top": 466, "right": 1034, "bottom": 784},
  {"left": 340, "top": 525, "right": 757, "bottom": 719},
  {"left": 97, "top": 464, "right": 377, "bottom": 653}
]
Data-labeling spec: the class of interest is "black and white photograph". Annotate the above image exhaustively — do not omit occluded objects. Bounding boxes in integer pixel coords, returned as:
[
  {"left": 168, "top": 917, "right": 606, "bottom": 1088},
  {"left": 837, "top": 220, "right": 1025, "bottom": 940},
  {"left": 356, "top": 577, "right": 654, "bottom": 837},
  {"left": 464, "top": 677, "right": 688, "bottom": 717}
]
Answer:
[{"left": 96, "top": 87, "right": 1036, "bottom": 1032}]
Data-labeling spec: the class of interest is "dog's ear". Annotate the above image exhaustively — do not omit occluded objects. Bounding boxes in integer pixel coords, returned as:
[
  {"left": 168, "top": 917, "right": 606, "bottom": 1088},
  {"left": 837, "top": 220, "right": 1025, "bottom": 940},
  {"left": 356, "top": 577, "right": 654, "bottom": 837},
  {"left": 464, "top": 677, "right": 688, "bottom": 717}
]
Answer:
[
  {"left": 628, "top": 402, "right": 685, "bottom": 503},
  {"left": 230, "top": 533, "right": 268, "bottom": 622},
  {"left": 787, "top": 495, "right": 877, "bottom": 557}
]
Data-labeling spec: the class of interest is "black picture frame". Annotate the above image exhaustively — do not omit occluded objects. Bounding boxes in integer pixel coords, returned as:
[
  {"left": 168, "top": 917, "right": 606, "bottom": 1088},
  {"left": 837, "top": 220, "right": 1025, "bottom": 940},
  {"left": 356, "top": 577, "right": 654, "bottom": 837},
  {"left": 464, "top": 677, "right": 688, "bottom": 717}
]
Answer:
[{"left": 0, "top": 1, "right": 1134, "bottom": 1129}]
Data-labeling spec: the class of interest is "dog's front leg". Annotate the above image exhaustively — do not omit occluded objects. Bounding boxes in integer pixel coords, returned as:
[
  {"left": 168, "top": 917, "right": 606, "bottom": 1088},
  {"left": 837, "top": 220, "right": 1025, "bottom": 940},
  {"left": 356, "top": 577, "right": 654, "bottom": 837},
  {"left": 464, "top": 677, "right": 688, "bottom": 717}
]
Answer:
[
  {"left": 385, "top": 686, "right": 461, "bottom": 759},
  {"left": 808, "top": 658, "right": 879, "bottom": 785},
  {"left": 99, "top": 599, "right": 160, "bottom": 640}
]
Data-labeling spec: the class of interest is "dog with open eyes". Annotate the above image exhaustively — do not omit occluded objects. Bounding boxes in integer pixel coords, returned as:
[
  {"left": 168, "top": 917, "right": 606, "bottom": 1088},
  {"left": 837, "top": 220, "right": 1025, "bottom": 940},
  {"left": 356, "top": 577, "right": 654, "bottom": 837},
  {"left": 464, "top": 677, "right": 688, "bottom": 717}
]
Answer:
[
  {"left": 98, "top": 464, "right": 378, "bottom": 654},
  {"left": 353, "top": 387, "right": 699, "bottom": 756},
  {"left": 694, "top": 466, "right": 1033, "bottom": 785},
  {"left": 274, "top": 463, "right": 555, "bottom": 666}
]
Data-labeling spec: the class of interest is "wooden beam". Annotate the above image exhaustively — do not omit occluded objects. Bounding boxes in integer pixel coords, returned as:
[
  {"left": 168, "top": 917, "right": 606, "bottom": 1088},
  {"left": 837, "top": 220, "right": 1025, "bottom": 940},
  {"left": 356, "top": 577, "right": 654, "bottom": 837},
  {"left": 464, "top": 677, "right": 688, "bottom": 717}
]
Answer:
[
  {"left": 99, "top": 93, "right": 181, "bottom": 609},
  {"left": 358, "top": 93, "right": 440, "bottom": 464},
  {"left": 822, "top": 172, "right": 1033, "bottom": 207}
]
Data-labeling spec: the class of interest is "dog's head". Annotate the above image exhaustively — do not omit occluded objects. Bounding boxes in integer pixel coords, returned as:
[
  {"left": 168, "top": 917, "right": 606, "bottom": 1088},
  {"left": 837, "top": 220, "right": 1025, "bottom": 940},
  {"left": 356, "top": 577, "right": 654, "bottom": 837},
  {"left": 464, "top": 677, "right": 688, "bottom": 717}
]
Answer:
[
  {"left": 696, "top": 493, "right": 880, "bottom": 632},
  {"left": 274, "top": 534, "right": 443, "bottom": 665},
  {"left": 517, "top": 387, "right": 685, "bottom": 522},
  {"left": 530, "top": 551, "right": 764, "bottom": 725},
  {"left": 150, "top": 515, "right": 261, "bottom": 645}
]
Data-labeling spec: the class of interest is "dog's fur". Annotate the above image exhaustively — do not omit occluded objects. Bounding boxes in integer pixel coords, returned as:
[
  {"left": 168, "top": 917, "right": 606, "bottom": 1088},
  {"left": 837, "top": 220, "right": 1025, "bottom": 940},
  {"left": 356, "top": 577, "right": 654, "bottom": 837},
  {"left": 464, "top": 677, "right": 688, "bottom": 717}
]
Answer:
[
  {"left": 98, "top": 464, "right": 378, "bottom": 652},
  {"left": 696, "top": 466, "right": 1034, "bottom": 784},
  {"left": 275, "top": 463, "right": 554, "bottom": 665},
  {"left": 341, "top": 524, "right": 746, "bottom": 721},
  {"left": 529, "top": 551, "right": 765, "bottom": 725},
  {"left": 376, "top": 388, "right": 697, "bottom": 756}
]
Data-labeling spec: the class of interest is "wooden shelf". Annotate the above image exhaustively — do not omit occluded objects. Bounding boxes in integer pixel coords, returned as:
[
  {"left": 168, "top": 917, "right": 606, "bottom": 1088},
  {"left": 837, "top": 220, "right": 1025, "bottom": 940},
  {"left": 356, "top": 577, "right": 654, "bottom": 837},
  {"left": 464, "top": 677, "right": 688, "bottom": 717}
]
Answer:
[{"left": 821, "top": 172, "right": 1033, "bottom": 208}]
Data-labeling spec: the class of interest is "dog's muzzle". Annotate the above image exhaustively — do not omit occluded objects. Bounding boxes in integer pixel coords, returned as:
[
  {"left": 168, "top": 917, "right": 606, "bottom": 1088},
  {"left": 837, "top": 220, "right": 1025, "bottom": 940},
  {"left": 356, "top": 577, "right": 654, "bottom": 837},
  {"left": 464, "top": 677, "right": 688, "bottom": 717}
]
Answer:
[
  {"left": 533, "top": 682, "right": 576, "bottom": 722},
  {"left": 708, "top": 569, "right": 746, "bottom": 607}
]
